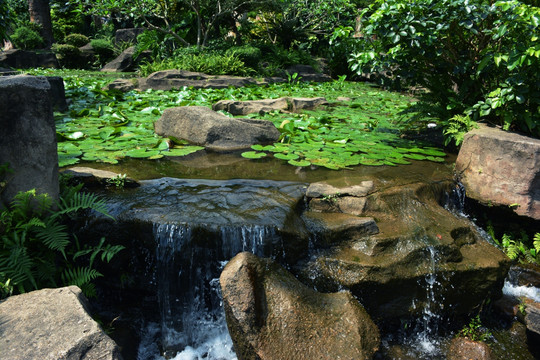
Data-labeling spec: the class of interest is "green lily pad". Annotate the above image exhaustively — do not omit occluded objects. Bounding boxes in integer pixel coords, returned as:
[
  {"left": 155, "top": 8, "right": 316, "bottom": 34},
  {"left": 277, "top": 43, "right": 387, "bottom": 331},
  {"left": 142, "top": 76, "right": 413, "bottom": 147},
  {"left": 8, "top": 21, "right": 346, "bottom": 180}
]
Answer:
[
  {"left": 288, "top": 159, "right": 311, "bottom": 167},
  {"left": 241, "top": 151, "right": 267, "bottom": 159},
  {"left": 274, "top": 153, "right": 300, "bottom": 160},
  {"left": 125, "top": 149, "right": 161, "bottom": 158}
]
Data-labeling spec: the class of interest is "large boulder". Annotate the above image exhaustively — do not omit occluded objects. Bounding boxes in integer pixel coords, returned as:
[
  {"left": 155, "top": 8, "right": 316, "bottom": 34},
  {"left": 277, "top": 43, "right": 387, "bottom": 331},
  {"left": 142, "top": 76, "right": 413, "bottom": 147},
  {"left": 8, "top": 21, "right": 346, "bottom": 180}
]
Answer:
[
  {"left": 455, "top": 125, "right": 540, "bottom": 220},
  {"left": 101, "top": 46, "right": 151, "bottom": 72},
  {"left": 0, "top": 286, "right": 121, "bottom": 360},
  {"left": 220, "top": 252, "right": 380, "bottom": 360},
  {"left": 154, "top": 106, "right": 280, "bottom": 151},
  {"left": 114, "top": 28, "right": 145, "bottom": 44},
  {"left": 0, "top": 75, "right": 59, "bottom": 207},
  {"left": 299, "top": 181, "right": 510, "bottom": 323}
]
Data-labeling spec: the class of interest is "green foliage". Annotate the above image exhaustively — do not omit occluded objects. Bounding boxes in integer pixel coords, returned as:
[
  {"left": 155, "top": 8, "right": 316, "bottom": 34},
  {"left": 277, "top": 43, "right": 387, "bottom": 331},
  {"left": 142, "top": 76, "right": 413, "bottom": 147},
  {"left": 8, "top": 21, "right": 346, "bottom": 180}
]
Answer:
[
  {"left": 138, "top": 52, "right": 250, "bottom": 77},
  {"left": 50, "top": 0, "right": 86, "bottom": 44},
  {"left": 488, "top": 225, "right": 540, "bottom": 265},
  {"left": 350, "top": 0, "right": 540, "bottom": 145},
  {"left": 10, "top": 25, "right": 44, "bottom": 50},
  {"left": 90, "top": 38, "right": 115, "bottom": 66},
  {"left": 65, "top": 33, "right": 89, "bottom": 47},
  {"left": 52, "top": 43, "right": 82, "bottom": 69},
  {"left": 225, "top": 45, "right": 262, "bottom": 68},
  {"left": 0, "top": 186, "right": 123, "bottom": 298},
  {"left": 457, "top": 315, "right": 491, "bottom": 342},
  {"left": 106, "top": 174, "right": 127, "bottom": 188},
  {"left": 443, "top": 114, "right": 478, "bottom": 147},
  {"left": 0, "top": 0, "right": 12, "bottom": 42}
]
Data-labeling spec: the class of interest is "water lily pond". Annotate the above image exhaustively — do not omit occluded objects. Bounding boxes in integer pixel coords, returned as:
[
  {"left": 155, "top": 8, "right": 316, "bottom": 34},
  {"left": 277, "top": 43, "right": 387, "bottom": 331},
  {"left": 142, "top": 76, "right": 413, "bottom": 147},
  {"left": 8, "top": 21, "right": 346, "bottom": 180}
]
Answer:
[{"left": 31, "top": 69, "right": 445, "bottom": 169}]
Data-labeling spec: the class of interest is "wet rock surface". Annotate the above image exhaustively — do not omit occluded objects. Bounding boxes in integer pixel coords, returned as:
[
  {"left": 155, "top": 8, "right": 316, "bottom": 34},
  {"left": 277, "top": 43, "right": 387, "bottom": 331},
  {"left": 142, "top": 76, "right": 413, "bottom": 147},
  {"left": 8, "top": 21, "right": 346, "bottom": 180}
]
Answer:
[
  {"left": 455, "top": 125, "right": 540, "bottom": 220},
  {"left": 0, "top": 286, "right": 121, "bottom": 360},
  {"left": 212, "top": 96, "right": 329, "bottom": 115},
  {"left": 447, "top": 338, "right": 493, "bottom": 360},
  {"left": 138, "top": 69, "right": 260, "bottom": 90},
  {"left": 155, "top": 106, "right": 280, "bottom": 151},
  {"left": 298, "top": 180, "right": 510, "bottom": 322},
  {"left": 220, "top": 252, "right": 380, "bottom": 360}
]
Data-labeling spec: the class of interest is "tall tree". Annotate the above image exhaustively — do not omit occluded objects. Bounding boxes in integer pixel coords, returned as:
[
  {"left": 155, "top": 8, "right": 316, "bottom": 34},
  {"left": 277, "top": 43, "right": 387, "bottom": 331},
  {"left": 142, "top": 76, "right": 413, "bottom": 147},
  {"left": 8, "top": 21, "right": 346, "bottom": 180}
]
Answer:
[{"left": 28, "top": 0, "right": 53, "bottom": 46}]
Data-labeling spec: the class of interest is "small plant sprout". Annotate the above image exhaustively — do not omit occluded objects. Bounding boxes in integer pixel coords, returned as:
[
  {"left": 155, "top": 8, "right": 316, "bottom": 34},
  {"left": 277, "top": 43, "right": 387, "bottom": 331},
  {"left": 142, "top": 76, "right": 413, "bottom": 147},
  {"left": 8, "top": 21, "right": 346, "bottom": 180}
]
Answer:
[{"left": 106, "top": 174, "right": 127, "bottom": 188}]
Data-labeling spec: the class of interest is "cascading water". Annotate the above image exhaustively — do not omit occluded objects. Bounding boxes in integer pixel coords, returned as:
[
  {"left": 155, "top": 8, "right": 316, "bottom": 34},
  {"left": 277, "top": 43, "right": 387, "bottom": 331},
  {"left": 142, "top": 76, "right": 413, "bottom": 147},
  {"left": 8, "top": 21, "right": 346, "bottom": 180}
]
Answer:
[
  {"left": 138, "top": 223, "right": 281, "bottom": 360},
  {"left": 407, "top": 245, "right": 446, "bottom": 358}
]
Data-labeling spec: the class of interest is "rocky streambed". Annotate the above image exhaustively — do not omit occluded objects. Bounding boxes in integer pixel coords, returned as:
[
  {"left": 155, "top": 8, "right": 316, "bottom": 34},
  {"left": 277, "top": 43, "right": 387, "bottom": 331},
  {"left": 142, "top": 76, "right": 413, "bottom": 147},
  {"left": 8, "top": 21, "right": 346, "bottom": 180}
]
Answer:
[{"left": 61, "top": 155, "right": 536, "bottom": 360}]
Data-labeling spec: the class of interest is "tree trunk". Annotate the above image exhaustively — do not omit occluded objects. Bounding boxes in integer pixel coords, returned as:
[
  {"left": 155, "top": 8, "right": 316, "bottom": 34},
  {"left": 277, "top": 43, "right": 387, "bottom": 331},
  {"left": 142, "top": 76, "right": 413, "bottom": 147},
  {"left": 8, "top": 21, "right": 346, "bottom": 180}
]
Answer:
[{"left": 28, "top": 0, "right": 54, "bottom": 47}]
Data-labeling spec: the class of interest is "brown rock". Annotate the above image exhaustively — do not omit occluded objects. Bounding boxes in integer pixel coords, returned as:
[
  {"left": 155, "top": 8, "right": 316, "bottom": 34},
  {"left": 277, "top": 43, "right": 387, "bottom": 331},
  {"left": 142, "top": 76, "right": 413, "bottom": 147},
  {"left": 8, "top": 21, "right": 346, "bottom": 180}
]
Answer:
[
  {"left": 447, "top": 338, "right": 493, "bottom": 360},
  {"left": 212, "top": 97, "right": 290, "bottom": 115},
  {"left": 0, "top": 286, "right": 121, "bottom": 360},
  {"left": 220, "top": 252, "right": 380, "bottom": 360},
  {"left": 455, "top": 125, "right": 540, "bottom": 220},
  {"left": 302, "top": 211, "right": 379, "bottom": 245}
]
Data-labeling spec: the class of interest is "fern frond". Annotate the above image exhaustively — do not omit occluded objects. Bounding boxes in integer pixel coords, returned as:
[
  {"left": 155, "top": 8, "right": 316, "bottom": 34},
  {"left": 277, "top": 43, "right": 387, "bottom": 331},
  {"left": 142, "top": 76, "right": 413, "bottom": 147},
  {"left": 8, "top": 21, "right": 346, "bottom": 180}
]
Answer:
[
  {"left": 61, "top": 267, "right": 103, "bottom": 288},
  {"left": 534, "top": 233, "right": 540, "bottom": 253},
  {"left": 0, "top": 232, "right": 36, "bottom": 291},
  {"left": 79, "top": 282, "right": 97, "bottom": 298},
  {"left": 35, "top": 219, "right": 70, "bottom": 258},
  {"left": 101, "top": 244, "right": 125, "bottom": 263},
  {"left": 57, "top": 191, "right": 113, "bottom": 220}
]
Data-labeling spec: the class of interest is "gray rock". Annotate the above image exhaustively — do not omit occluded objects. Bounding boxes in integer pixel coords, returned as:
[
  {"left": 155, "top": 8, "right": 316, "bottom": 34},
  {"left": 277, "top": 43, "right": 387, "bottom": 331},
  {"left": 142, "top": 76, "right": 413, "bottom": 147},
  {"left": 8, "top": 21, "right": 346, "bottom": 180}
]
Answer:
[
  {"left": 154, "top": 106, "right": 280, "bottom": 151},
  {"left": 46, "top": 76, "right": 68, "bottom": 111},
  {"left": 101, "top": 46, "right": 143, "bottom": 73},
  {"left": 0, "top": 49, "right": 58, "bottom": 69},
  {"left": 213, "top": 97, "right": 290, "bottom": 115},
  {"left": 455, "top": 125, "right": 540, "bottom": 220},
  {"left": 285, "top": 65, "right": 332, "bottom": 82},
  {"left": 447, "top": 338, "right": 493, "bottom": 360},
  {"left": 139, "top": 69, "right": 259, "bottom": 90},
  {"left": 104, "top": 78, "right": 137, "bottom": 92},
  {"left": 0, "top": 75, "right": 59, "bottom": 207},
  {"left": 289, "top": 97, "right": 329, "bottom": 111},
  {"left": 114, "top": 28, "right": 145, "bottom": 44},
  {"left": 0, "top": 286, "right": 121, "bottom": 360},
  {"left": 213, "top": 97, "right": 328, "bottom": 115},
  {"left": 220, "top": 252, "right": 380, "bottom": 360}
]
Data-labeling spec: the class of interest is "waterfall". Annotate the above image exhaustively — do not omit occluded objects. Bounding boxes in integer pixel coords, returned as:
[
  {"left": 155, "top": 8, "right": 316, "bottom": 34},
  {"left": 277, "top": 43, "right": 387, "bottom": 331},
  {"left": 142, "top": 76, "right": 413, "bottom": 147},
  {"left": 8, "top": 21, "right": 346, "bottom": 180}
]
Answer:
[{"left": 138, "top": 223, "right": 280, "bottom": 360}]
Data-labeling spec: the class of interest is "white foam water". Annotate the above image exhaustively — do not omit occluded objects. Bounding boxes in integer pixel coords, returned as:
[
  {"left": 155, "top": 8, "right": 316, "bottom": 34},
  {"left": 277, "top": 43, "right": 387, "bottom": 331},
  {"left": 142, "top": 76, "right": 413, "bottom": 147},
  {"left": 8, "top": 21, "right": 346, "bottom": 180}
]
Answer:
[{"left": 503, "top": 280, "right": 540, "bottom": 302}]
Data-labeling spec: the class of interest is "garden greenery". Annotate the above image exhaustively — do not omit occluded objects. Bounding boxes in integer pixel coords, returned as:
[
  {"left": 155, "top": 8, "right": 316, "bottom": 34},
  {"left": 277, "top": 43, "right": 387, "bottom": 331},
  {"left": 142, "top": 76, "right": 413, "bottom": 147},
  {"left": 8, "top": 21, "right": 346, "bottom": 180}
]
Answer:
[
  {"left": 349, "top": 0, "right": 540, "bottom": 145},
  {"left": 0, "top": 180, "right": 124, "bottom": 299}
]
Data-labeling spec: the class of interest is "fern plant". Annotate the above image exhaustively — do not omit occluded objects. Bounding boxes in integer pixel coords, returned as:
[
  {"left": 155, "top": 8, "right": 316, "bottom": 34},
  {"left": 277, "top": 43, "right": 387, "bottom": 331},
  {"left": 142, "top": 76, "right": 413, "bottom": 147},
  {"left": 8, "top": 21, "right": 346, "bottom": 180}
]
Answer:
[
  {"left": 0, "top": 185, "right": 123, "bottom": 299},
  {"left": 488, "top": 225, "right": 540, "bottom": 265}
]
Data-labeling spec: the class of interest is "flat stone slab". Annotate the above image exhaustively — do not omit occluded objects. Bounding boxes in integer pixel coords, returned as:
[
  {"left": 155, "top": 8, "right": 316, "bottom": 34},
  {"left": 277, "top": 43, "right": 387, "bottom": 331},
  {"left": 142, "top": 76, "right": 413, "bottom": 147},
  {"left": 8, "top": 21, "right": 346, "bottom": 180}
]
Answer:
[
  {"left": 455, "top": 125, "right": 540, "bottom": 220},
  {"left": 0, "top": 286, "right": 121, "bottom": 360},
  {"left": 213, "top": 97, "right": 329, "bottom": 115},
  {"left": 306, "top": 181, "right": 374, "bottom": 216},
  {"left": 62, "top": 166, "right": 139, "bottom": 188}
]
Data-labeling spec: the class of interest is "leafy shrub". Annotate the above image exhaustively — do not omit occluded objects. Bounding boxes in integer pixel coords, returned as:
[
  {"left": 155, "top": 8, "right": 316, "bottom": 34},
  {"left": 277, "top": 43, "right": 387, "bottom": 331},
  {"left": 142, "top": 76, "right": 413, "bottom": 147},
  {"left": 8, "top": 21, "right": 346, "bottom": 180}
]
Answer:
[
  {"left": 52, "top": 43, "right": 82, "bottom": 68},
  {"left": 64, "top": 33, "right": 89, "bottom": 47},
  {"left": 489, "top": 228, "right": 540, "bottom": 265},
  {"left": 0, "top": 185, "right": 123, "bottom": 298},
  {"left": 225, "top": 45, "right": 262, "bottom": 68},
  {"left": 10, "top": 25, "right": 44, "bottom": 50},
  {"left": 350, "top": 0, "right": 540, "bottom": 145},
  {"left": 138, "top": 53, "right": 250, "bottom": 77},
  {"left": 90, "top": 38, "right": 115, "bottom": 66}
]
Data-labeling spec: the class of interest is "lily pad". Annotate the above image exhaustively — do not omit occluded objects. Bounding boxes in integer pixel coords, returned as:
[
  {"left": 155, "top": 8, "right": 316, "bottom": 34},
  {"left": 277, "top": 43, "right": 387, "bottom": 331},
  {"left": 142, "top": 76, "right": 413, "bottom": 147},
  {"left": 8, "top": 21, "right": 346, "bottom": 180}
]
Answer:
[{"left": 241, "top": 151, "right": 267, "bottom": 159}]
